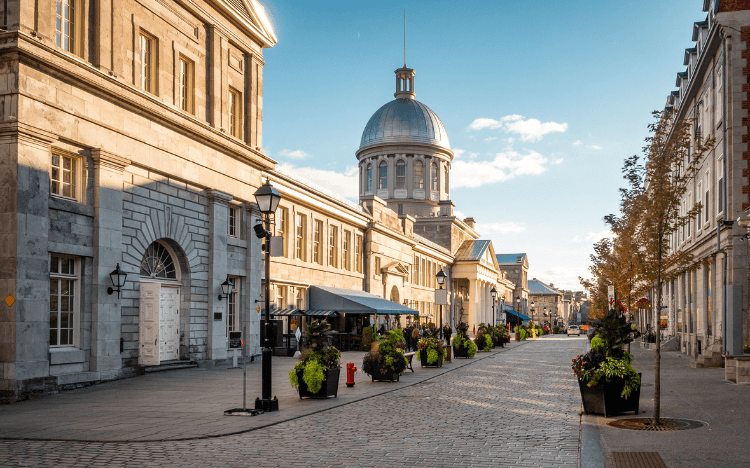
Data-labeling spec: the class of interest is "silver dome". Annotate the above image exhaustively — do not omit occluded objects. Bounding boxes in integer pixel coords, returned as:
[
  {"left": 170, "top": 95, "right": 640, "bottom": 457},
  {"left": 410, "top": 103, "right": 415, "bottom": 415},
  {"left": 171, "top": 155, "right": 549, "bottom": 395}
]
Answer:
[{"left": 359, "top": 99, "right": 450, "bottom": 151}]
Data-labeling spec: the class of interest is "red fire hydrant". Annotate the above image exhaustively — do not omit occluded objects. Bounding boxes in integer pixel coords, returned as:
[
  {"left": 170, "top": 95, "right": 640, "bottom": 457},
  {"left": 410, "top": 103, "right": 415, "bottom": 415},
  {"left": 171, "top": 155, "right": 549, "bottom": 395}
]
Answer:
[{"left": 346, "top": 362, "right": 357, "bottom": 387}]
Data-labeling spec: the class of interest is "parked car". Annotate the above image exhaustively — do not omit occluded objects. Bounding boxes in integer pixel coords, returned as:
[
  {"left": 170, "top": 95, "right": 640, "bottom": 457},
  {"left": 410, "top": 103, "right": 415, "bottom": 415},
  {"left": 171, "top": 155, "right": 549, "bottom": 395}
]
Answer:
[{"left": 567, "top": 325, "right": 581, "bottom": 336}]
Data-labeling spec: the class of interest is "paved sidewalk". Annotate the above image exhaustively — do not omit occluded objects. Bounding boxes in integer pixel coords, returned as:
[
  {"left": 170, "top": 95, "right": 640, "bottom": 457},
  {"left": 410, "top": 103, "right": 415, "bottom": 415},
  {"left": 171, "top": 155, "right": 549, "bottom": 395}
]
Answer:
[
  {"left": 582, "top": 345, "right": 750, "bottom": 468},
  {"left": 0, "top": 342, "right": 527, "bottom": 442}
]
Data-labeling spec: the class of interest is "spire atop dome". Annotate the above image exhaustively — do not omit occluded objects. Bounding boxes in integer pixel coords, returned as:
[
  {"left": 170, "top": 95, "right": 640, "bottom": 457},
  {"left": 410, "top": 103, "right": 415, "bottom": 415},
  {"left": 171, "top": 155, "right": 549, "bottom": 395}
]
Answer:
[{"left": 394, "top": 66, "right": 416, "bottom": 100}]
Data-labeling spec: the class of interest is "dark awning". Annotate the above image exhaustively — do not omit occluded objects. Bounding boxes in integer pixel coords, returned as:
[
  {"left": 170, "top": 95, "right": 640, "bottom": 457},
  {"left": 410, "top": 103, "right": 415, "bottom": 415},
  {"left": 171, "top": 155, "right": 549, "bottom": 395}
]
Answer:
[
  {"left": 301, "top": 310, "right": 338, "bottom": 317},
  {"left": 270, "top": 306, "right": 304, "bottom": 317},
  {"left": 504, "top": 309, "right": 531, "bottom": 321},
  {"left": 308, "top": 286, "right": 418, "bottom": 315}
]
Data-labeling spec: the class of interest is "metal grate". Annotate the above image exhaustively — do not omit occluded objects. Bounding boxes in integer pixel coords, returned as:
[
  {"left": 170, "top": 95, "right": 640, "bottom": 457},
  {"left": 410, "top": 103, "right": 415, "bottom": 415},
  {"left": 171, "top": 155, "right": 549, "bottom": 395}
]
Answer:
[
  {"left": 611, "top": 452, "right": 667, "bottom": 468},
  {"left": 607, "top": 418, "right": 705, "bottom": 431}
]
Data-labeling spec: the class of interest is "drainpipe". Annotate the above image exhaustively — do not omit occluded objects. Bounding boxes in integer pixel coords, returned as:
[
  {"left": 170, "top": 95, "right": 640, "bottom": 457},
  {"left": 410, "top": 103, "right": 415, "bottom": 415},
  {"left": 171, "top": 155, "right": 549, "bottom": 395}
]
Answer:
[{"left": 721, "top": 27, "right": 729, "bottom": 356}]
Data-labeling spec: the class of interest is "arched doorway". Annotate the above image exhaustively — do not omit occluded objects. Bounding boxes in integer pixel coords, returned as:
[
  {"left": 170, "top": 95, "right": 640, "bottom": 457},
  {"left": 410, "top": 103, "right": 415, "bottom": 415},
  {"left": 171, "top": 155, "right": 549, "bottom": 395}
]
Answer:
[
  {"left": 390, "top": 285, "right": 400, "bottom": 304},
  {"left": 138, "top": 240, "right": 184, "bottom": 365}
]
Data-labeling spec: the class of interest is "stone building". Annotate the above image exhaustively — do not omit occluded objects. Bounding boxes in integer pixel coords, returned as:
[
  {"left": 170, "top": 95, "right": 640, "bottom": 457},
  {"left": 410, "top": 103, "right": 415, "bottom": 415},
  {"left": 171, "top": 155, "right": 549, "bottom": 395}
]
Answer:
[
  {"left": 495, "top": 253, "right": 530, "bottom": 321},
  {"left": 0, "top": 0, "right": 513, "bottom": 401},
  {"left": 528, "top": 279, "right": 563, "bottom": 327},
  {"left": 658, "top": 0, "right": 750, "bottom": 375}
]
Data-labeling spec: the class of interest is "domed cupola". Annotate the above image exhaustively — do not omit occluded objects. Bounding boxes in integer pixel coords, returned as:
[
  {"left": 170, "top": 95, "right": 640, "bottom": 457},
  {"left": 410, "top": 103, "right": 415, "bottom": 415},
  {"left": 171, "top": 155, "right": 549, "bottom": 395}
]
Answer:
[{"left": 357, "top": 66, "right": 453, "bottom": 218}]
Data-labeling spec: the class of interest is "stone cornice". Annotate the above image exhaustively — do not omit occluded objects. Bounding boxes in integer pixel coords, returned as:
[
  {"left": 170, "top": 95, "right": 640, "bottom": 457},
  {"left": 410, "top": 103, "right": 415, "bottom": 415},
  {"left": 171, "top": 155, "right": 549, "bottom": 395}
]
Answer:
[
  {"left": 205, "top": 189, "right": 234, "bottom": 204},
  {"left": 0, "top": 121, "right": 57, "bottom": 149}
]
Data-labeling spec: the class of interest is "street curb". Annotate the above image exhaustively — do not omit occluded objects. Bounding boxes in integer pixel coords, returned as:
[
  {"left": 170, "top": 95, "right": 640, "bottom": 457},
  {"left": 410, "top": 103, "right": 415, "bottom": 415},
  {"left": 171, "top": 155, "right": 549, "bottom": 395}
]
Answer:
[
  {"left": 579, "top": 414, "right": 605, "bottom": 468},
  {"left": 0, "top": 341, "right": 529, "bottom": 444}
]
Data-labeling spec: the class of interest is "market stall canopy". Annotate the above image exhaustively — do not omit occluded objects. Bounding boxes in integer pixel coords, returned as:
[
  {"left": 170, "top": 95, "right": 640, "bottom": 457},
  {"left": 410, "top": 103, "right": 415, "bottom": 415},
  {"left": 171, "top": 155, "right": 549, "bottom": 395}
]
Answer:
[
  {"left": 269, "top": 306, "right": 338, "bottom": 317},
  {"left": 504, "top": 309, "right": 531, "bottom": 321},
  {"left": 308, "top": 286, "right": 418, "bottom": 315}
]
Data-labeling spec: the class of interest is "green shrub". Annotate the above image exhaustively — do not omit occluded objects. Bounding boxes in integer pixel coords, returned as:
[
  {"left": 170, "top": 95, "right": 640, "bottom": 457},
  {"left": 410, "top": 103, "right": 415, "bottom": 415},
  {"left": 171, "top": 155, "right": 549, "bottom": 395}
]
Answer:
[
  {"left": 467, "top": 340, "right": 477, "bottom": 358},
  {"left": 590, "top": 336, "right": 606, "bottom": 351}
]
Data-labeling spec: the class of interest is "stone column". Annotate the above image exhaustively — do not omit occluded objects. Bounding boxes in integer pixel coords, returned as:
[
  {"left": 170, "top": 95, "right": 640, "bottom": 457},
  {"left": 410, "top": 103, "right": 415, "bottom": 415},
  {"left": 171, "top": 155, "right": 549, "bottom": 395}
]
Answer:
[
  {"left": 715, "top": 252, "right": 725, "bottom": 347},
  {"left": 467, "top": 278, "right": 478, "bottom": 334},
  {"left": 207, "top": 27, "right": 225, "bottom": 130},
  {"left": 244, "top": 202, "right": 262, "bottom": 356},
  {"left": 0, "top": 123, "right": 55, "bottom": 392},
  {"left": 206, "top": 189, "right": 233, "bottom": 361},
  {"left": 91, "top": 149, "right": 130, "bottom": 375}
]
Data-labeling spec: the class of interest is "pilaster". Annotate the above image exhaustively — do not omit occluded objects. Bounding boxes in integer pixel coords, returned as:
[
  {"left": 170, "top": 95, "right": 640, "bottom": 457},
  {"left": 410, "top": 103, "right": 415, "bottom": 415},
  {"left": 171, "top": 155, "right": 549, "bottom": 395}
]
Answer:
[
  {"left": 244, "top": 202, "right": 262, "bottom": 355},
  {"left": 206, "top": 189, "right": 232, "bottom": 360},
  {"left": 90, "top": 149, "right": 129, "bottom": 373}
]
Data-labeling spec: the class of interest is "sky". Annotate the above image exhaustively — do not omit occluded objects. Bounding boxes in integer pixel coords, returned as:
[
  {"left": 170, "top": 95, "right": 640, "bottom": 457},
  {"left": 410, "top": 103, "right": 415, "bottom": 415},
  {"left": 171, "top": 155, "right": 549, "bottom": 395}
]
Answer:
[{"left": 258, "top": 0, "right": 706, "bottom": 291}]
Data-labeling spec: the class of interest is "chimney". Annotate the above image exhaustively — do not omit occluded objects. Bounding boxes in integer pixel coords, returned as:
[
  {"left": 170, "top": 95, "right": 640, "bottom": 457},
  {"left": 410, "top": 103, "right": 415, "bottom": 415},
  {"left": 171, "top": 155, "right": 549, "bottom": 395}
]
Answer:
[{"left": 463, "top": 217, "right": 476, "bottom": 229}]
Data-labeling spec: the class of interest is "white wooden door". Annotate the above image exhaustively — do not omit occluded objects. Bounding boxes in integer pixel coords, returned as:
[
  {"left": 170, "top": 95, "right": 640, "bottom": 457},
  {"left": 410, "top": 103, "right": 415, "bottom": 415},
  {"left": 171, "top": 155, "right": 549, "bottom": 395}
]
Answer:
[
  {"left": 139, "top": 282, "right": 161, "bottom": 366},
  {"left": 159, "top": 287, "right": 180, "bottom": 361}
]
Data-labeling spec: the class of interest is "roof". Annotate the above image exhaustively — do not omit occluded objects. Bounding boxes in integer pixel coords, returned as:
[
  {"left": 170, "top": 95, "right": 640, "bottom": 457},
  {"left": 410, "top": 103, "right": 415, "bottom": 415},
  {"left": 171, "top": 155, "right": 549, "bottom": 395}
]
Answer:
[
  {"left": 496, "top": 253, "right": 527, "bottom": 265},
  {"left": 504, "top": 309, "right": 532, "bottom": 321},
  {"left": 359, "top": 98, "right": 450, "bottom": 151},
  {"left": 528, "top": 279, "right": 563, "bottom": 296},
  {"left": 454, "top": 240, "right": 491, "bottom": 261},
  {"left": 308, "top": 286, "right": 417, "bottom": 315}
]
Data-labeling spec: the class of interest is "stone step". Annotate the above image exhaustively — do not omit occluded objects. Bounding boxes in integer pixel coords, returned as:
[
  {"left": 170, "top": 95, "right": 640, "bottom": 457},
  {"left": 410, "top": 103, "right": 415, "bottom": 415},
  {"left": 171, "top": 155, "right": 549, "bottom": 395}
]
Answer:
[{"left": 143, "top": 361, "right": 197, "bottom": 373}]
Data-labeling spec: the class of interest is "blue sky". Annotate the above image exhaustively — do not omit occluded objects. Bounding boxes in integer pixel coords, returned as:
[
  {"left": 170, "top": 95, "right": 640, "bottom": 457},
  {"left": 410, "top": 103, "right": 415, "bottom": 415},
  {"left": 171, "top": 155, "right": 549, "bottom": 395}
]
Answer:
[{"left": 259, "top": 0, "right": 705, "bottom": 290}]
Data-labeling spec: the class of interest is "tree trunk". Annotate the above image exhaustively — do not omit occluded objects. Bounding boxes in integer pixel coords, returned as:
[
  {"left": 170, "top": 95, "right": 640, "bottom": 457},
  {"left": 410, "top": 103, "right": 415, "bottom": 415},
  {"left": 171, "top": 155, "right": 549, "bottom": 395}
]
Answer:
[{"left": 654, "top": 276, "right": 662, "bottom": 425}]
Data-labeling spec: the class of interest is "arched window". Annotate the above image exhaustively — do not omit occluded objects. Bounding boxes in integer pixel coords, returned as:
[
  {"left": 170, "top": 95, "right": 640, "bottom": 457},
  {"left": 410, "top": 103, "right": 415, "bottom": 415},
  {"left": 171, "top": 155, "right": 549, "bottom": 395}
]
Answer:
[
  {"left": 414, "top": 160, "right": 424, "bottom": 189},
  {"left": 396, "top": 160, "right": 406, "bottom": 189},
  {"left": 431, "top": 162, "right": 438, "bottom": 191},
  {"left": 444, "top": 166, "right": 449, "bottom": 194},
  {"left": 379, "top": 161, "right": 388, "bottom": 190},
  {"left": 140, "top": 241, "right": 177, "bottom": 279},
  {"left": 367, "top": 164, "right": 372, "bottom": 192}
]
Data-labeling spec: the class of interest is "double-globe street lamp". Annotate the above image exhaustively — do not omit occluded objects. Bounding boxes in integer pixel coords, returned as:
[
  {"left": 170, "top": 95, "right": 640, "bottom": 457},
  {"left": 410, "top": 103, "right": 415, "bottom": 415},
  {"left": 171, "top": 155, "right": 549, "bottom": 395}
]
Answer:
[{"left": 253, "top": 180, "right": 281, "bottom": 413}]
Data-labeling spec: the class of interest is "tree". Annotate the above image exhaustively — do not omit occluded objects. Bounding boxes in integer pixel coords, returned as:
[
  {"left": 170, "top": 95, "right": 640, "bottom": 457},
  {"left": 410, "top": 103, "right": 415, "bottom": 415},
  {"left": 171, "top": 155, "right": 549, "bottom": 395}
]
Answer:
[{"left": 582, "top": 110, "right": 712, "bottom": 425}]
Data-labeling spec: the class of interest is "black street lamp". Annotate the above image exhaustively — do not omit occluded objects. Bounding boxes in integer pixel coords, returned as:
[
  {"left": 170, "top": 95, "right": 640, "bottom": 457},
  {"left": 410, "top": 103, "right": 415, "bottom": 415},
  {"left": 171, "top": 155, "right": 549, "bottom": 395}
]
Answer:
[
  {"left": 490, "top": 287, "right": 497, "bottom": 328},
  {"left": 501, "top": 294, "right": 506, "bottom": 328},
  {"left": 436, "top": 269, "right": 447, "bottom": 340},
  {"left": 254, "top": 180, "right": 281, "bottom": 413},
  {"left": 218, "top": 276, "right": 234, "bottom": 301}
]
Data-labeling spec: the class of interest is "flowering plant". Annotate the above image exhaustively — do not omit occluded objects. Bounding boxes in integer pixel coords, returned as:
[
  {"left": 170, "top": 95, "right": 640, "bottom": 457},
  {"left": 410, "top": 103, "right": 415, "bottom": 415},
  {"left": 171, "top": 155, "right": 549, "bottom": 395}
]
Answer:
[{"left": 416, "top": 336, "right": 445, "bottom": 364}]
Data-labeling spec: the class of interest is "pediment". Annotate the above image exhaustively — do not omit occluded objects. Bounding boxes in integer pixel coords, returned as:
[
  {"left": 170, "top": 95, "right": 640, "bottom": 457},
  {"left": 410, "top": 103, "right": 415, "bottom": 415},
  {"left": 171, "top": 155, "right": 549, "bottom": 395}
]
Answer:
[
  {"left": 382, "top": 261, "right": 409, "bottom": 277},
  {"left": 216, "top": 0, "right": 277, "bottom": 47}
]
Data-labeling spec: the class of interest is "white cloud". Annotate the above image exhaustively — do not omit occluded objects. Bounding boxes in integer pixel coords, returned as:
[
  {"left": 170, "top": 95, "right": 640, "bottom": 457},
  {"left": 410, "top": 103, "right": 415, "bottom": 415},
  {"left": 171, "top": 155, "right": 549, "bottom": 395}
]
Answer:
[
  {"left": 453, "top": 148, "right": 465, "bottom": 159},
  {"left": 468, "top": 115, "right": 568, "bottom": 142},
  {"left": 588, "top": 145, "right": 603, "bottom": 150},
  {"left": 454, "top": 210, "right": 467, "bottom": 220},
  {"left": 484, "top": 137, "right": 497, "bottom": 142},
  {"left": 451, "top": 149, "right": 551, "bottom": 188},
  {"left": 279, "top": 149, "right": 311, "bottom": 160},
  {"left": 552, "top": 158, "right": 564, "bottom": 165},
  {"left": 572, "top": 230, "right": 614, "bottom": 243},
  {"left": 528, "top": 266, "right": 587, "bottom": 291},
  {"left": 476, "top": 222, "right": 526, "bottom": 235},
  {"left": 277, "top": 163, "right": 359, "bottom": 200},
  {"left": 572, "top": 140, "right": 582, "bottom": 146}
]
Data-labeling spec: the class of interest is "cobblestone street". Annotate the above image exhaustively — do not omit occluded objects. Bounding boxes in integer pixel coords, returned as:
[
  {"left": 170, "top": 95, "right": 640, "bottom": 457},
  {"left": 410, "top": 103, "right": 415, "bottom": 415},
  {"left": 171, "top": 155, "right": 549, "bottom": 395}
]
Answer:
[{"left": 1, "top": 336, "right": 587, "bottom": 467}]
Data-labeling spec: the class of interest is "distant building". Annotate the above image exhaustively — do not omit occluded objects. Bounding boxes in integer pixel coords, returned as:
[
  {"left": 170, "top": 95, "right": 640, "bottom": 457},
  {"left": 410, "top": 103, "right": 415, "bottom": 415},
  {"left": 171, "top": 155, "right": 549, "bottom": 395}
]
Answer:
[
  {"left": 528, "top": 279, "right": 563, "bottom": 326},
  {"left": 496, "top": 254, "right": 530, "bottom": 323}
]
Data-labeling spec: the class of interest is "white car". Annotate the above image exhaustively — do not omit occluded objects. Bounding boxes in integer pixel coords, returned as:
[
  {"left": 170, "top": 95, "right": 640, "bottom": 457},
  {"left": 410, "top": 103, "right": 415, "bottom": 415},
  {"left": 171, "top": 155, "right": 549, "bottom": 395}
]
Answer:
[{"left": 567, "top": 325, "right": 581, "bottom": 336}]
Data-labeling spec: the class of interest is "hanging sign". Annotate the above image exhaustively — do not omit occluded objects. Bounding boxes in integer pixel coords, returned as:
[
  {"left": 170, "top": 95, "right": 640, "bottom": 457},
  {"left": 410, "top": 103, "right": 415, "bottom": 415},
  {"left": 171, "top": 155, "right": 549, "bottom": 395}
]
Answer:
[
  {"left": 607, "top": 285, "right": 615, "bottom": 305},
  {"left": 4, "top": 294, "right": 14, "bottom": 307},
  {"left": 257, "top": 305, "right": 261, "bottom": 314}
]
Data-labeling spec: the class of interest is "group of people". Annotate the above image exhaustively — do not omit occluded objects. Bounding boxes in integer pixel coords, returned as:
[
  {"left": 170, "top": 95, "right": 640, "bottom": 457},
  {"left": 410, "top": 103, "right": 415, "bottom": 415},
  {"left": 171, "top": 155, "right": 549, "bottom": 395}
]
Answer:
[{"left": 399, "top": 324, "right": 453, "bottom": 352}]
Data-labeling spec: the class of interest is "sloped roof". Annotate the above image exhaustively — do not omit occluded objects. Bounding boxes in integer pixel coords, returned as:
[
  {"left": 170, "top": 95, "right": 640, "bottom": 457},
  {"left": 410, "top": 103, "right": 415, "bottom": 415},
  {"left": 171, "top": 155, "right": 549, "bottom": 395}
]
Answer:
[
  {"left": 496, "top": 253, "right": 527, "bottom": 265},
  {"left": 454, "top": 240, "right": 491, "bottom": 261},
  {"left": 308, "top": 286, "right": 417, "bottom": 315},
  {"left": 528, "top": 279, "right": 562, "bottom": 296}
]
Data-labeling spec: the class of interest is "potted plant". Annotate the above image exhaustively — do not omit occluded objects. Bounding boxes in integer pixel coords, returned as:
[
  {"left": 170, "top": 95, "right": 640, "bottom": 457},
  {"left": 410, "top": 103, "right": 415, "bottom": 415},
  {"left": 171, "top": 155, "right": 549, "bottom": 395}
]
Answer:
[
  {"left": 289, "top": 319, "right": 341, "bottom": 399},
  {"left": 361, "top": 324, "right": 376, "bottom": 351},
  {"left": 490, "top": 325, "right": 506, "bottom": 347},
  {"left": 417, "top": 326, "right": 446, "bottom": 367},
  {"left": 362, "top": 329, "right": 408, "bottom": 382},
  {"left": 451, "top": 322, "right": 477, "bottom": 358},
  {"left": 474, "top": 325, "right": 494, "bottom": 352},
  {"left": 572, "top": 309, "right": 641, "bottom": 417}
]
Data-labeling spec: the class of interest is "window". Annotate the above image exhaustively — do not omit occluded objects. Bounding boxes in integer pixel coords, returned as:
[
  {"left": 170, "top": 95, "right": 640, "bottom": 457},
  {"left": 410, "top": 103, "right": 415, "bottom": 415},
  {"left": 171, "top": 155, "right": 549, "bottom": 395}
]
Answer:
[
  {"left": 328, "top": 225, "right": 338, "bottom": 268},
  {"left": 704, "top": 171, "right": 710, "bottom": 226},
  {"left": 276, "top": 206, "right": 287, "bottom": 256},
  {"left": 56, "top": 0, "right": 76, "bottom": 53},
  {"left": 313, "top": 220, "right": 323, "bottom": 264},
  {"left": 296, "top": 214, "right": 306, "bottom": 261},
  {"left": 367, "top": 164, "right": 372, "bottom": 192},
  {"left": 355, "top": 235, "right": 363, "bottom": 273},
  {"left": 414, "top": 160, "right": 424, "bottom": 189},
  {"left": 717, "top": 156, "right": 724, "bottom": 214},
  {"left": 444, "top": 167, "right": 449, "bottom": 194},
  {"left": 50, "top": 255, "right": 78, "bottom": 347},
  {"left": 378, "top": 161, "right": 388, "bottom": 190},
  {"left": 431, "top": 162, "right": 438, "bottom": 191},
  {"left": 228, "top": 205, "right": 239, "bottom": 238},
  {"left": 413, "top": 255, "right": 419, "bottom": 284},
  {"left": 343, "top": 230, "right": 351, "bottom": 270},
  {"left": 697, "top": 183, "right": 702, "bottom": 227},
  {"left": 229, "top": 88, "right": 242, "bottom": 138},
  {"left": 50, "top": 152, "right": 78, "bottom": 200},
  {"left": 138, "top": 32, "right": 156, "bottom": 93},
  {"left": 396, "top": 160, "right": 406, "bottom": 189},
  {"left": 421, "top": 258, "right": 426, "bottom": 286},
  {"left": 296, "top": 288, "right": 305, "bottom": 309},
  {"left": 275, "top": 285, "right": 286, "bottom": 310},
  {"left": 374, "top": 256, "right": 381, "bottom": 275},
  {"left": 226, "top": 276, "right": 240, "bottom": 338},
  {"left": 178, "top": 57, "right": 194, "bottom": 113},
  {"left": 716, "top": 67, "right": 723, "bottom": 126}
]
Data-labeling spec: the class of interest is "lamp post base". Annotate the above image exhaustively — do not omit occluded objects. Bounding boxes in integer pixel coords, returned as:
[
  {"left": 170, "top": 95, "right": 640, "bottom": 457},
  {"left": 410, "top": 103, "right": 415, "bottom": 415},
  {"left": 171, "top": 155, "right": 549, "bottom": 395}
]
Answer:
[{"left": 254, "top": 397, "right": 279, "bottom": 412}]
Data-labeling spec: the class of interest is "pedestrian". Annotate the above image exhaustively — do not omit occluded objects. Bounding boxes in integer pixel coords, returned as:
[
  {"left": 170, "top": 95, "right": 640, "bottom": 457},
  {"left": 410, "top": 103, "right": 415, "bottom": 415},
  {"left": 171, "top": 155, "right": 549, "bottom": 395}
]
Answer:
[
  {"left": 473, "top": 325, "right": 476, "bottom": 336},
  {"left": 411, "top": 326, "right": 419, "bottom": 350}
]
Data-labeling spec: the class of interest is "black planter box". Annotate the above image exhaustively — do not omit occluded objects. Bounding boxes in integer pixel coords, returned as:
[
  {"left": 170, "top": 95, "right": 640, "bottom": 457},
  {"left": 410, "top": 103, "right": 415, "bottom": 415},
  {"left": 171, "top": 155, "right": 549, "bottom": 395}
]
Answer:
[
  {"left": 578, "top": 373, "right": 641, "bottom": 417},
  {"left": 297, "top": 367, "right": 340, "bottom": 399},
  {"left": 420, "top": 353, "right": 443, "bottom": 368},
  {"left": 370, "top": 367, "right": 400, "bottom": 382},
  {"left": 453, "top": 345, "right": 471, "bottom": 358}
]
